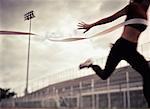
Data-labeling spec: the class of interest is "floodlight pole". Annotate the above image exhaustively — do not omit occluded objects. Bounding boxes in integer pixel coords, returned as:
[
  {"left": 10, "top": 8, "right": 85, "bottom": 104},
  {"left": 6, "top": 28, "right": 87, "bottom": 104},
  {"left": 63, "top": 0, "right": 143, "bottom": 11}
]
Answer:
[{"left": 24, "top": 10, "right": 35, "bottom": 95}]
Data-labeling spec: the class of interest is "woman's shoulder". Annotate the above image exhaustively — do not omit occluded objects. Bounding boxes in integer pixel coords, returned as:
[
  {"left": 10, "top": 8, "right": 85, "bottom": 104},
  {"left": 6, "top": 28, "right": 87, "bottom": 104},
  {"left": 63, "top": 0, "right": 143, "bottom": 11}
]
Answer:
[
  {"left": 128, "top": 2, "right": 149, "bottom": 10},
  {"left": 126, "top": 2, "right": 147, "bottom": 19},
  {"left": 128, "top": 2, "right": 139, "bottom": 7},
  {"left": 127, "top": 2, "right": 147, "bottom": 12}
]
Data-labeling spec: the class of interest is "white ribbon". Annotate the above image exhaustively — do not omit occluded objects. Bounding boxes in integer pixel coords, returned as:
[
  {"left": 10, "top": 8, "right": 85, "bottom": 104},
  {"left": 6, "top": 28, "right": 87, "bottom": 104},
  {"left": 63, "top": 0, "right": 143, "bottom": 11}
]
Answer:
[{"left": 49, "top": 18, "right": 148, "bottom": 42}]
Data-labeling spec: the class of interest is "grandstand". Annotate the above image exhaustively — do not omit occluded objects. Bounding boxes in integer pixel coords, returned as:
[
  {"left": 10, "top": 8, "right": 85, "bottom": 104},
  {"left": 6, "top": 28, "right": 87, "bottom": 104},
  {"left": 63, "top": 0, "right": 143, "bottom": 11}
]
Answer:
[{"left": 0, "top": 62, "right": 150, "bottom": 109}]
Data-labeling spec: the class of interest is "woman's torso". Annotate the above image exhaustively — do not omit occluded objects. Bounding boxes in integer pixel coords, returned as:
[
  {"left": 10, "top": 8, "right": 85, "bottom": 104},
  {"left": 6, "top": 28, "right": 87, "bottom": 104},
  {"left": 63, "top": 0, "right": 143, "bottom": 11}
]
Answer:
[{"left": 122, "top": 2, "right": 149, "bottom": 43}]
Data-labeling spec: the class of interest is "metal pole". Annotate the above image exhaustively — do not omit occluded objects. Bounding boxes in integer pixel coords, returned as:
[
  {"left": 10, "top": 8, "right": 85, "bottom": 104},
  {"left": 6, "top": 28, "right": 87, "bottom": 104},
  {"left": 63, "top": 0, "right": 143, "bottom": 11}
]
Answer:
[
  {"left": 24, "top": 10, "right": 35, "bottom": 95},
  {"left": 126, "top": 71, "right": 130, "bottom": 108},
  {"left": 91, "top": 79, "right": 95, "bottom": 109},
  {"left": 25, "top": 19, "right": 32, "bottom": 95},
  {"left": 107, "top": 78, "right": 111, "bottom": 109}
]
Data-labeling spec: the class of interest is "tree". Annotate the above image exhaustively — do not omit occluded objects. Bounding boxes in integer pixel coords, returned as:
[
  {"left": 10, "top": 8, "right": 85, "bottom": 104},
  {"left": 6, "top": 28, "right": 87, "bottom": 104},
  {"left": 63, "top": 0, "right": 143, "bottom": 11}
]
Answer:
[{"left": 0, "top": 88, "right": 16, "bottom": 101}]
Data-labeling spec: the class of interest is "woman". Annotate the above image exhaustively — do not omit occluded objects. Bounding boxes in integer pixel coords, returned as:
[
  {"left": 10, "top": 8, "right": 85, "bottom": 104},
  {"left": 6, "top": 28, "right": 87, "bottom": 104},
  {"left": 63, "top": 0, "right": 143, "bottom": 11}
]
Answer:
[{"left": 78, "top": 0, "right": 150, "bottom": 107}]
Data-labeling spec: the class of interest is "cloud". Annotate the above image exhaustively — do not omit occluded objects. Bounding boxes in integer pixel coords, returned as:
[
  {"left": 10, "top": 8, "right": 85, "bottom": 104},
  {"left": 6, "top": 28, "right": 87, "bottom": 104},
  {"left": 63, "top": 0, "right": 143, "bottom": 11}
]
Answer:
[{"left": 100, "top": 0, "right": 125, "bottom": 12}]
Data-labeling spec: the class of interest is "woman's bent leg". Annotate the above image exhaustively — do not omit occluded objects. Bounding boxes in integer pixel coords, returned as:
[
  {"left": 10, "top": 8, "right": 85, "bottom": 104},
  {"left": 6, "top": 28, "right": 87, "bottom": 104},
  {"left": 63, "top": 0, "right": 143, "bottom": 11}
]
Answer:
[{"left": 91, "top": 46, "right": 121, "bottom": 80}]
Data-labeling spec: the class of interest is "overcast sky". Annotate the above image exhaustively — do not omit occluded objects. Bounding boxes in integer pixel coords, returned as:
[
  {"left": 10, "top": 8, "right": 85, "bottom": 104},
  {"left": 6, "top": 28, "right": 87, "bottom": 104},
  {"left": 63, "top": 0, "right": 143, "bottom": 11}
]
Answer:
[{"left": 0, "top": 0, "right": 149, "bottom": 95}]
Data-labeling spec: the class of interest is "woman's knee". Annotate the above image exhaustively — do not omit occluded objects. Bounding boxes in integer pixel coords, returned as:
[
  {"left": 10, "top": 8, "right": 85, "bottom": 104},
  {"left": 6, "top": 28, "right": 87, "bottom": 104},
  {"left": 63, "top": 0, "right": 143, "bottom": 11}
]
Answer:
[{"left": 95, "top": 70, "right": 111, "bottom": 80}]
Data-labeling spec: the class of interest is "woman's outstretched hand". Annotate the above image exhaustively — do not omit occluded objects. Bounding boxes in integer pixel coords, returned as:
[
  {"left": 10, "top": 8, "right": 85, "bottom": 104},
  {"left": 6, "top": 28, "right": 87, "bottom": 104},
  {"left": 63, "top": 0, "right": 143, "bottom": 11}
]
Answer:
[{"left": 77, "top": 22, "right": 93, "bottom": 33}]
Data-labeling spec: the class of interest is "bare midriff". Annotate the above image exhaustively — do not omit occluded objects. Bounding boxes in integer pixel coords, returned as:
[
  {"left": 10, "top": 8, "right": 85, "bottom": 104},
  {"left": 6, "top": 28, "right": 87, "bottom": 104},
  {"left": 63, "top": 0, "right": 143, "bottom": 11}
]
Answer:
[{"left": 121, "top": 26, "right": 141, "bottom": 43}]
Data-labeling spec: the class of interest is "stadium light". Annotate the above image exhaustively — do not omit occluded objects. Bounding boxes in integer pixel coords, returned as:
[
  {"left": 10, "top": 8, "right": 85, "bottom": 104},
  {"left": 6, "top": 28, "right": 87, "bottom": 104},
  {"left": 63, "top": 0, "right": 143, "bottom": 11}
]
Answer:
[{"left": 24, "top": 10, "right": 35, "bottom": 95}]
